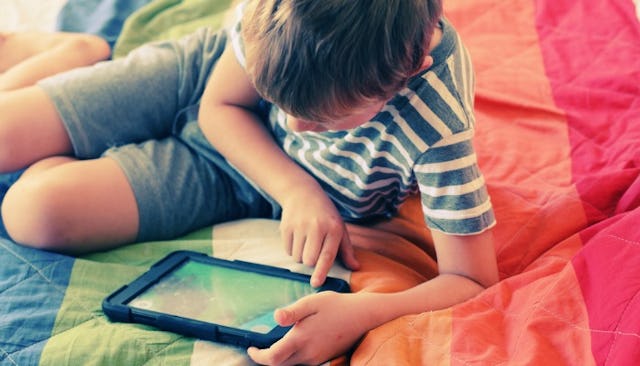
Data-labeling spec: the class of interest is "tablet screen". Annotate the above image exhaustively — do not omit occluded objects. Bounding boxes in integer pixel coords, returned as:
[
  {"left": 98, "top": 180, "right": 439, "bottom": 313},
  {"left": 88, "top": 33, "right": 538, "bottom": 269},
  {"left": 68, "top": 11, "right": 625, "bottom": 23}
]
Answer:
[{"left": 127, "top": 259, "right": 317, "bottom": 334}]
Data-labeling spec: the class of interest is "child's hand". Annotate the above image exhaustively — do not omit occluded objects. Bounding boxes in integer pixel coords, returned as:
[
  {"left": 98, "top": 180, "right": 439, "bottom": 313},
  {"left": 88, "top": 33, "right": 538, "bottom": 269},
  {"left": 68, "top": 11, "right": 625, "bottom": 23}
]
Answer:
[
  {"left": 247, "top": 291, "right": 372, "bottom": 366},
  {"left": 279, "top": 187, "right": 360, "bottom": 287}
]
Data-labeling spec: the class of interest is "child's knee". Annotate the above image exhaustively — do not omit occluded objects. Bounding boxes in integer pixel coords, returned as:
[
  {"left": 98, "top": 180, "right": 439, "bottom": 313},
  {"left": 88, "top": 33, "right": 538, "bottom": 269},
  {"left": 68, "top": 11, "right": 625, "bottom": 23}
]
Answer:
[
  {"left": 1, "top": 177, "right": 74, "bottom": 249},
  {"left": 65, "top": 34, "right": 112, "bottom": 64}
]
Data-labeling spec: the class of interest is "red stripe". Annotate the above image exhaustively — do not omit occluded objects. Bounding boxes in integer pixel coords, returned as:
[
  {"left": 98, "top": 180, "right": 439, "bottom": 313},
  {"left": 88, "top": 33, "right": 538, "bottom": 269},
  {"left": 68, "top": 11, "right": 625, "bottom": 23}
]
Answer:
[
  {"left": 535, "top": 0, "right": 640, "bottom": 221},
  {"left": 536, "top": 0, "right": 640, "bottom": 363}
]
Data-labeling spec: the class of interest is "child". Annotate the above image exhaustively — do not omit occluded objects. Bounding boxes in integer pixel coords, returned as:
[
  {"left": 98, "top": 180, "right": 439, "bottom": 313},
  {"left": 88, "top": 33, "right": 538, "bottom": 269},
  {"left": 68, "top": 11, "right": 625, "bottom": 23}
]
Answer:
[
  {"left": 0, "top": 31, "right": 110, "bottom": 91},
  {"left": 0, "top": 1, "right": 499, "bottom": 364}
]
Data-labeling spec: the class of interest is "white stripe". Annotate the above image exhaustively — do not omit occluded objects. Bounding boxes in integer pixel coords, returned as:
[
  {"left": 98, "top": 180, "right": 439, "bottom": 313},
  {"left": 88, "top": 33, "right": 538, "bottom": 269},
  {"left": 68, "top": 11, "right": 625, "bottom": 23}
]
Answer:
[
  {"left": 424, "top": 71, "right": 469, "bottom": 128},
  {"left": 282, "top": 120, "right": 411, "bottom": 207},
  {"left": 414, "top": 154, "right": 478, "bottom": 174},
  {"left": 453, "top": 33, "right": 475, "bottom": 111},
  {"left": 340, "top": 133, "right": 413, "bottom": 178},
  {"left": 422, "top": 197, "right": 493, "bottom": 220},
  {"left": 327, "top": 146, "right": 411, "bottom": 184},
  {"left": 315, "top": 142, "right": 399, "bottom": 191},
  {"left": 229, "top": 2, "right": 247, "bottom": 67},
  {"left": 383, "top": 102, "right": 430, "bottom": 152},
  {"left": 367, "top": 118, "right": 415, "bottom": 165},
  {"left": 293, "top": 142, "right": 399, "bottom": 206},
  {"left": 430, "top": 128, "right": 475, "bottom": 148},
  {"left": 418, "top": 175, "right": 486, "bottom": 197},
  {"left": 397, "top": 87, "right": 453, "bottom": 139}
]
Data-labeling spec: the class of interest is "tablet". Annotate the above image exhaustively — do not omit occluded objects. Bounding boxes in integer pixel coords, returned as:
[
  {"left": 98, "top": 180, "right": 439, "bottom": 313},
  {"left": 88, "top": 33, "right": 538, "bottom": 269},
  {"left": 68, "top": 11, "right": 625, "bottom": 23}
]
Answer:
[{"left": 102, "top": 250, "right": 350, "bottom": 348}]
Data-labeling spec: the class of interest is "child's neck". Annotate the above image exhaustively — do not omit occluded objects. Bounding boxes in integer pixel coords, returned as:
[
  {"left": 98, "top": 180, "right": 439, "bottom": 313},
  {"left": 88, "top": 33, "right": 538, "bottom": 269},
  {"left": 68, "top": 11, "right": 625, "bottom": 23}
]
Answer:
[
  {"left": 415, "top": 27, "right": 443, "bottom": 74},
  {"left": 428, "top": 26, "right": 443, "bottom": 53}
]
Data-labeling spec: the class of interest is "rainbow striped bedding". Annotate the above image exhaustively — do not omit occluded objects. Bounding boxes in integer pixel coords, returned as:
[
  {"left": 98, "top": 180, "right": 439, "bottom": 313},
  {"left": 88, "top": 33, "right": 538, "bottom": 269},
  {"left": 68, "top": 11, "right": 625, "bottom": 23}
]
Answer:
[{"left": 1, "top": 0, "right": 639, "bottom": 365}]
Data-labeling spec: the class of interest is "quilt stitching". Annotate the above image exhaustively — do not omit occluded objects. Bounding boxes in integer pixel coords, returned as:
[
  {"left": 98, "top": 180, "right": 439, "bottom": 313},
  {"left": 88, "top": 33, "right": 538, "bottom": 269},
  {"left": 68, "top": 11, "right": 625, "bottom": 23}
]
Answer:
[
  {"left": 138, "top": 338, "right": 189, "bottom": 366},
  {"left": 495, "top": 262, "right": 572, "bottom": 365},
  {"left": 0, "top": 241, "right": 69, "bottom": 294},
  {"left": 360, "top": 316, "right": 479, "bottom": 366},
  {"left": 0, "top": 347, "right": 19, "bottom": 366},
  {"left": 603, "top": 289, "right": 640, "bottom": 365},
  {"left": 2, "top": 339, "right": 52, "bottom": 364},
  {"left": 536, "top": 22, "right": 638, "bottom": 89},
  {"left": 601, "top": 233, "right": 640, "bottom": 365},
  {"left": 486, "top": 230, "right": 640, "bottom": 364},
  {"left": 30, "top": 305, "right": 190, "bottom": 364},
  {"left": 0, "top": 240, "right": 72, "bottom": 363}
]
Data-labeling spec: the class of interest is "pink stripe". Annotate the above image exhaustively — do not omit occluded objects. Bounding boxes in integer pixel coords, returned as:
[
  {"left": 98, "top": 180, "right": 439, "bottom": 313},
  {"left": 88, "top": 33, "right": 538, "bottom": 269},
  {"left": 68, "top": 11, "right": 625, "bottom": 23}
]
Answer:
[{"left": 536, "top": 0, "right": 640, "bottom": 363}]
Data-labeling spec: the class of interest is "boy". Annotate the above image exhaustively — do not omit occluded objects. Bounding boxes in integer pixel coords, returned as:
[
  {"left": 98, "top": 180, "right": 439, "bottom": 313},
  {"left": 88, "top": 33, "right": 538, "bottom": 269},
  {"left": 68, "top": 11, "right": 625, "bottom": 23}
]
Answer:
[{"left": 0, "top": 0, "right": 499, "bottom": 364}]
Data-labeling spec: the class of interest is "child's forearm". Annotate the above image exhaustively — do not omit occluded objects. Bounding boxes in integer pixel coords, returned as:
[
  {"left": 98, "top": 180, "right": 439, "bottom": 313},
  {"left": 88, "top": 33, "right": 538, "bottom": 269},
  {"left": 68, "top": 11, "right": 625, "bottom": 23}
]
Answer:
[
  {"left": 199, "top": 103, "right": 320, "bottom": 204},
  {"left": 364, "top": 230, "right": 499, "bottom": 327},
  {"left": 200, "top": 103, "right": 359, "bottom": 285},
  {"left": 197, "top": 45, "right": 323, "bottom": 205},
  {"left": 198, "top": 46, "right": 358, "bottom": 287},
  {"left": 362, "top": 273, "right": 489, "bottom": 327}
]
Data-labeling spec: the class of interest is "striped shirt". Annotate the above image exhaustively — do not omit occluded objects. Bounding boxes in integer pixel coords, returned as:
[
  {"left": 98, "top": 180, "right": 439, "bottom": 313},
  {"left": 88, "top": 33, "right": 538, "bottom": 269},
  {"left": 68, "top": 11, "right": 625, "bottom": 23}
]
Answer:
[{"left": 229, "top": 3, "right": 495, "bottom": 234}]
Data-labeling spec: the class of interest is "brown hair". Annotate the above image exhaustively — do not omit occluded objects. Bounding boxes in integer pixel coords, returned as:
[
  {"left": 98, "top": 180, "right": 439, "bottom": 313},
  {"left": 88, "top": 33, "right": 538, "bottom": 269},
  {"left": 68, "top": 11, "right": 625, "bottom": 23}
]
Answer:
[{"left": 242, "top": 0, "right": 443, "bottom": 122}]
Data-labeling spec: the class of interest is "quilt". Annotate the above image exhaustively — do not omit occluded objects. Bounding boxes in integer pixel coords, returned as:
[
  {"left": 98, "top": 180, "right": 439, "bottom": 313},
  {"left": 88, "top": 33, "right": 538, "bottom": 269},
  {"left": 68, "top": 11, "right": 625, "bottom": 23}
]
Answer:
[{"left": 1, "top": 0, "right": 639, "bottom": 365}]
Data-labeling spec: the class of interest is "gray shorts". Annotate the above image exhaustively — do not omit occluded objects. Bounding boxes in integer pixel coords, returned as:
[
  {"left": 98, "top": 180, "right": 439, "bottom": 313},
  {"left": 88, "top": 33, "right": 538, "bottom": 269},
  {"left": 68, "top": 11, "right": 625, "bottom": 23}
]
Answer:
[{"left": 37, "top": 28, "right": 279, "bottom": 242}]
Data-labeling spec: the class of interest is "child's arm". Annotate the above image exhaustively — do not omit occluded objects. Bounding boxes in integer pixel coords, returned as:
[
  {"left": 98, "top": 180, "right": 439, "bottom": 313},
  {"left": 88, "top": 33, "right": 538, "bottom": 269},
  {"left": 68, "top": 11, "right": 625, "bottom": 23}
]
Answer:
[
  {"left": 0, "top": 32, "right": 110, "bottom": 91},
  {"left": 248, "top": 229, "right": 499, "bottom": 366},
  {"left": 198, "top": 46, "right": 360, "bottom": 286}
]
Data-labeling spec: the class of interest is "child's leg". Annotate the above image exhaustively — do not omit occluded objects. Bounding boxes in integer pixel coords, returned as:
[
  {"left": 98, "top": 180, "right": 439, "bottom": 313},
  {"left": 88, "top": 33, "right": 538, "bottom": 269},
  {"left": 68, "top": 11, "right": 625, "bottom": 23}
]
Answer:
[
  {"left": 0, "top": 86, "right": 73, "bottom": 173},
  {"left": 0, "top": 28, "right": 257, "bottom": 253},
  {"left": 1, "top": 130, "right": 273, "bottom": 253},
  {"left": 0, "top": 32, "right": 110, "bottom": 91},
  {"left": 1, "top": 156, "right": 139, "bottom": 253}
]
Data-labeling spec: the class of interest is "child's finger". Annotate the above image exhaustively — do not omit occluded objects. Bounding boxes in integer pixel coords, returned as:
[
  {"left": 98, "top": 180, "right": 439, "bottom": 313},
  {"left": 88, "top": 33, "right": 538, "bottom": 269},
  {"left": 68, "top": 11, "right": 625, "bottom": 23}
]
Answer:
[
  {"left": 310, "top": 231, "right": 341, "bottom": 287},
  {"left": 248, "top": 299, "right": 317, "bottom": 365},
  {"left": 247, "top": 343, "right": 296, "bottom": 366},
  {"left": 274, "top": 297, "right": 315, "bottom": 326},
  {"left": 301, "top": 229, "right": 323, "bottom": 267}
]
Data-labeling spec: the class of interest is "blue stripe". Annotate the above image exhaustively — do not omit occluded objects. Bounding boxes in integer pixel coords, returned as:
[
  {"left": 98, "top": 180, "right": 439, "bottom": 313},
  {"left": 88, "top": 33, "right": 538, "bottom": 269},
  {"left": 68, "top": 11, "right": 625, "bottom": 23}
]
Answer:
[
  {"left": 0, "top": 238, "right": 75, "bottom": 365},
  {"left": 426, "top": 210, "right": 496, "bottom": 235},
  {"left": 391, "top": 97, "right": 444, "bottom": 146},
  {"left": 422, "top": 188, "right": 490, "bottom": 211},
  {"left": 418, "top": 165, "right": 481, "bottom": 187},
  {"left": 412, "top": 73, "right": 467, "bottom": 133},
  {"left": 231, "top": 12, "right": 495, "bottom": 234},
  {"left": 421, "top": 139, "right": 475, "bottom": 163}
]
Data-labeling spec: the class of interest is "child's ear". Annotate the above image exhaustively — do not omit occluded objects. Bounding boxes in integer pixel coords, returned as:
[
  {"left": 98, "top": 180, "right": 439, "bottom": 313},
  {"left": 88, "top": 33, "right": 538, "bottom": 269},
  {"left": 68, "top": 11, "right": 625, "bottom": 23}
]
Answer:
[
  {"left": 421, "top": 56, "right": 434, "bottom": 71},
  {"left": 412, "top": 56, "right": 434, "bottom": 76}
]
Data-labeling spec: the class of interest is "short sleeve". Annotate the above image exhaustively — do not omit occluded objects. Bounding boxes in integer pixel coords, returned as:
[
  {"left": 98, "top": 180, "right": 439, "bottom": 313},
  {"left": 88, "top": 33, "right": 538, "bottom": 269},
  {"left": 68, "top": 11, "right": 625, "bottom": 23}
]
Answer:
[
  {"left": 414, "top": 130, "right": 496, "bottom": 235},
  {"left": 228, "top": 1, "right": 247, "bottom": 68}
]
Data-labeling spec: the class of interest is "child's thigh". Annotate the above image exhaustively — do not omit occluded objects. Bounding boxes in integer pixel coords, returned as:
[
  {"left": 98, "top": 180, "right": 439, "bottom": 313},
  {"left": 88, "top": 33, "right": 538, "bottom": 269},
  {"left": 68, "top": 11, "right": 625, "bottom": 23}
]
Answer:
[
  {"left": 104, "top": 136, "right": 254, "bottom": 243},
  {"left": 0, "top": 86, "right": 72, "bottom": 172},
  {"left": 2, "top": 156, "right": 139, "bottom": 251},
  {"left": 36, "top": 41, "right": 184, "bottom": 159}
]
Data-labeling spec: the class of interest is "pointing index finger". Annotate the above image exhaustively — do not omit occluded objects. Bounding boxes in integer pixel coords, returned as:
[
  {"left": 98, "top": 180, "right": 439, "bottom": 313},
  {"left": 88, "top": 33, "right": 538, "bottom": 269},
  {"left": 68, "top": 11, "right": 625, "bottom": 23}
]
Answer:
[{"left": 310, "top": 230, "right": 341, "bottom": 287}]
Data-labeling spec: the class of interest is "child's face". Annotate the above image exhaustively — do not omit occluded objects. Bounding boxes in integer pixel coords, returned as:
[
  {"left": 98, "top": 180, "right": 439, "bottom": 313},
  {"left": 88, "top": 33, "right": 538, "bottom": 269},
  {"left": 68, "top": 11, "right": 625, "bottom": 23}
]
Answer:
[{"left": 286, "top": 100, "right": 386, "bottom": 132}]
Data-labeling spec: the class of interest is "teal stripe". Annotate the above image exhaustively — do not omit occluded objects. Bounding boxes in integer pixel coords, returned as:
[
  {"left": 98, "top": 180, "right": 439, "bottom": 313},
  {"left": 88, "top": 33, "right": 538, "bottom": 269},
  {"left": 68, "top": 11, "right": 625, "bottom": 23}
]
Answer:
[{"left": 0, "top": 238, "right": 75, "bottom": 365}]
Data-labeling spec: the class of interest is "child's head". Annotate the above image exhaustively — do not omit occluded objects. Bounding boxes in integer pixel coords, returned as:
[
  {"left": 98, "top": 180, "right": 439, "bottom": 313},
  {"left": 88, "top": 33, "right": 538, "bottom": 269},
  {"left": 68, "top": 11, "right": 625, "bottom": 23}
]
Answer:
[{"left": 242, "top": 0, "right": 443, "bottom": 127}]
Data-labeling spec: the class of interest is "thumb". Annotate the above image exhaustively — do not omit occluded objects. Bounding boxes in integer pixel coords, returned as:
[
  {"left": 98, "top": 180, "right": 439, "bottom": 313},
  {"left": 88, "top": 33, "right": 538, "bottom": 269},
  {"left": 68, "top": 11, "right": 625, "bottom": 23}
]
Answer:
[{"left": 274, "top": 297, "right": 316, "bottom": 326}]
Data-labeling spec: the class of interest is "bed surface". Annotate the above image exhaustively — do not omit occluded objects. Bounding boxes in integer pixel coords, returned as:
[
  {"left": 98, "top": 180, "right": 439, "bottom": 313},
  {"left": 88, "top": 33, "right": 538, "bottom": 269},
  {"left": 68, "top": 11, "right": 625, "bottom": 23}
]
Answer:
[{"left": 1, "top": 0, "right": 640, "bottom": 365}]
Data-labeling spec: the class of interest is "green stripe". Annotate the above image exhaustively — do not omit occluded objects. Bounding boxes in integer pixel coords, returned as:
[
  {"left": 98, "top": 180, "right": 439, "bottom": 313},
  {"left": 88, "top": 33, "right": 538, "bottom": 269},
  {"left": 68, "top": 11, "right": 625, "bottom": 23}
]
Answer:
[{"left": 39, "top": 228, "right": 212, "bottom": 366}]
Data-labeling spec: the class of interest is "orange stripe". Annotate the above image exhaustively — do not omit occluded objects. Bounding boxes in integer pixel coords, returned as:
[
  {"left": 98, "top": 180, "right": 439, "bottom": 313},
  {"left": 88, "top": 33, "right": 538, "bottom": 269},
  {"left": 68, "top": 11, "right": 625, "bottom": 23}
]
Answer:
[{"left": 447, "top": 0, "right": 591, "bottom": 364}]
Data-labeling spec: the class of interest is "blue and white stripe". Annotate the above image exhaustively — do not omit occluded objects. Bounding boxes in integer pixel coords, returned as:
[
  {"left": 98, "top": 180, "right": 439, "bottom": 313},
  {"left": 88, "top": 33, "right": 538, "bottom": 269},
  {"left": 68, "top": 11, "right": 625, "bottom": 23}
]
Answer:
[{"left": 229, "top": 7, "right": 495, "bottom": 234}]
